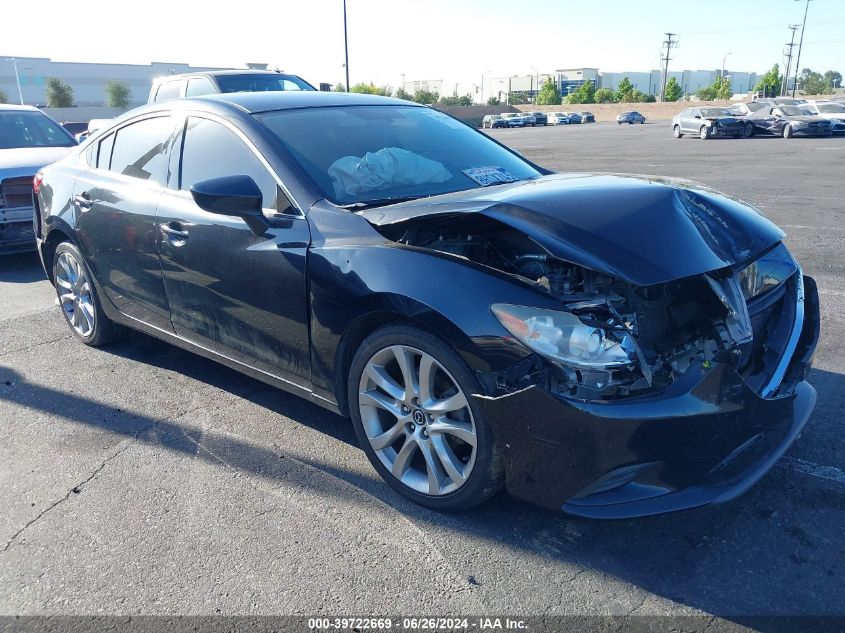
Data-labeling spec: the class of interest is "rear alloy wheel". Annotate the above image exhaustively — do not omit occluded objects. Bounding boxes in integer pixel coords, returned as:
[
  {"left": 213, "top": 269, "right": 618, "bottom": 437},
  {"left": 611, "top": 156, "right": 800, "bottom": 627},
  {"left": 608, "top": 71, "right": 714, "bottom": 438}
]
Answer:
[
  {"left": 673, "top": 125, "right": 683, "bottom": 138},
  {"left": 783, "top": 124, "right": 793, "bottom": 139},
  {"left": 349, "top": 325, "right": 503, "bottom": 511},
  {"left": 743, "top": 122, "right": 754, "bottom": 138},
  {"left": 700, "top": 125, "right": 710, "bottom": 140},
  {"left": 53, "top": 242, "right": 123, "bottom": 346}
]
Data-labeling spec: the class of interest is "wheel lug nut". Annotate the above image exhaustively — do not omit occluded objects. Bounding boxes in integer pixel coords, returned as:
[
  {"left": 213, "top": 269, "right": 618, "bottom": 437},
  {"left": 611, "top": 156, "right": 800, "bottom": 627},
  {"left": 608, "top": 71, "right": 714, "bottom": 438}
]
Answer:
[{"left": 409, "top": 424, "right": 416, "bottom": 432}]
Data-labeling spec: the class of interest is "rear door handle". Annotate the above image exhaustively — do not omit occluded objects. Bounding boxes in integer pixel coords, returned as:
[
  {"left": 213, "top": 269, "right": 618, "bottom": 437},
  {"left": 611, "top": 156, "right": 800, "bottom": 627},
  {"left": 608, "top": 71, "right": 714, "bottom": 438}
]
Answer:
[
  {"left": 73, "top": 192, "right": 93, "bottom": 210},
  {"left": 160, "top": 221, "right": 189, "bottom": 244}
]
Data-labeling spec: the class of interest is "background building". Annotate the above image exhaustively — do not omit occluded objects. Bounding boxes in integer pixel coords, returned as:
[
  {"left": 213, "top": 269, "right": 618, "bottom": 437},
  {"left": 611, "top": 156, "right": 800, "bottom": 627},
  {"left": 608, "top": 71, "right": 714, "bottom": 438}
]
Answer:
[{"left": 0, "top": 56, "right": 243, "bottom": 107}]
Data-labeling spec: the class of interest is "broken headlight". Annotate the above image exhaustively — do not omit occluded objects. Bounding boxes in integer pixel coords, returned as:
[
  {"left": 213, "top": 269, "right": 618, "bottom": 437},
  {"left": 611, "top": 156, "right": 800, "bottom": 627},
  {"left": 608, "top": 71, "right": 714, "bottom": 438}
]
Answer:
[{"left": 491, "top": 304, "right": 636, "bottom": 370}]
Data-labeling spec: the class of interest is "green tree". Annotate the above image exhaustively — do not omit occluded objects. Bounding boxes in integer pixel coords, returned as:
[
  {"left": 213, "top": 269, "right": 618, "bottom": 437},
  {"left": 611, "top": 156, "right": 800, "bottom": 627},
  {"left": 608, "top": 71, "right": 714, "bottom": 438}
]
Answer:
[
  {"left": 507, "top": 92, "right": 529, "bottom": 105},
  {"left": 0, "top": 88, "right": 8, "bottom": 104},
  {"left": 46, "top": 78, "right": 73, "bottom": 107},
  {"left": 594, "top": 88, "right": 615, "bottom": 103},
  {"left": 536, "top": 77, "right": 561, "bottom": 105},
  {"left": 572, "top": 81, "right": 595, "bottom": 104},
  {"left": 333, "top": 82, "right": 346, "bottom": 92},
  {"left": 642, "top": 94, "right": 657, "bottom": 103},
  {"left": 349, "top": 82, "right": 392, "bottom": 96},
  {"left": 664, "top": 77, "right": 682, "bottom": 101},
  {"left": 105, "top": 80, "right": 131, "bottom": 108},
  {"left": 486, "top": 95, "right": 501, "bottom": 106},
  {"left": 438, "top": 94, "right": 473, "bottom": 106},
  {"left": 615, "top": 77, "right": 634, "bottom": 102},
  {"left": 801, "top": 70, "right": 832, "bottom": 95},
  {"left": 395, "top": 86, "right": 412, "bottom": 100},
  {"left": 754, "top": 64, "right": 782, "bottom": 97},
  {"left": 696, "top": 76, "right": 731, "bottom": 101},
  {"left": 823, "top": 70, "right": 842, "bottom": 89},
  {"left": 412, "top": 89, "right": 439, "bottom": 104}
]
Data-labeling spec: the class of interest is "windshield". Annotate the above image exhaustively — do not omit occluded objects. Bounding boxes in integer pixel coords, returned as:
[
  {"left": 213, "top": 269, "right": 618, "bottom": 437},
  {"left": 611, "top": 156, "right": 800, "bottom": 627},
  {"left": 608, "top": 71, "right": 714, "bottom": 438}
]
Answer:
[
  {"left": 817, "top": 103, "right": 845, "bottom": 113},
  {"left": 745, "top": 102, "right": 765, "bottom": 112},
  {"left": 215, "top": 73, "right": 315, "bottom": 93},
  {"left": 780, "top": 106, "right": 805, "bottom": 116},
  {"left": 0, "top": 110, "right": 77, "bottom": 149},
  {"left": 257, "top": 105, "right": 541, "bottom": 206},
  {"left": 700, "top": 108, "right": 731, "bottom": 117}
]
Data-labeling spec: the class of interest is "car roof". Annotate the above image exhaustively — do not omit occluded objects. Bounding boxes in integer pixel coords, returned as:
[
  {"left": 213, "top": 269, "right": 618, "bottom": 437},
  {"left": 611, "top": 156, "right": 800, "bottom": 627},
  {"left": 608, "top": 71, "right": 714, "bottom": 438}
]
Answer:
[
  {"left": 156, "top": 69, "right": 304, "bottom": 81},
  {"left": 0, "top": 103, "right": 39, "bottom": 112}
]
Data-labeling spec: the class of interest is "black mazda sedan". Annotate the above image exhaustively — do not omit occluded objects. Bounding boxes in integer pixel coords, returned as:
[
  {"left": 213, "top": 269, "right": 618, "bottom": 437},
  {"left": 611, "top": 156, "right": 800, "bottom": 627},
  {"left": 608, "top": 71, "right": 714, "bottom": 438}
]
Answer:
[{"left": 34, "top": 92, "right": 819, "bottom": 518}]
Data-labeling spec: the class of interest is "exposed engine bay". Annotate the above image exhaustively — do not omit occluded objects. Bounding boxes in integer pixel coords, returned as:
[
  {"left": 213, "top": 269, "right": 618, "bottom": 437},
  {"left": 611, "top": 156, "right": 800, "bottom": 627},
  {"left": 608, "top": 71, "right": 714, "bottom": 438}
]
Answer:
[{"left": 374, "top": 213, "right": 795, "bottom": 401}]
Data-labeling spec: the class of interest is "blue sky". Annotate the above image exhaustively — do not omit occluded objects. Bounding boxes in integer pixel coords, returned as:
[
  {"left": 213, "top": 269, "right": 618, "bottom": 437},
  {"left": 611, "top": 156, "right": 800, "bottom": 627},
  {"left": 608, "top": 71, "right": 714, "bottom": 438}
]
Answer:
[{"left": 5, "top": 0, "right": 844, "bottom": 88}]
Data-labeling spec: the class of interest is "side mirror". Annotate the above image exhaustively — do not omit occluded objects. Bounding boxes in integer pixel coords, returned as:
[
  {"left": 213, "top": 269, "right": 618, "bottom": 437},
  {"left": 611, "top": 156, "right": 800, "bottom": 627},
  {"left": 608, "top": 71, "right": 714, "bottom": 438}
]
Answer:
[
  {"left": 190, "top": 175, "right": 270, "bottom": 235},
  {"left": 694, "top": 114, "right": 701, "bottom": 119}
]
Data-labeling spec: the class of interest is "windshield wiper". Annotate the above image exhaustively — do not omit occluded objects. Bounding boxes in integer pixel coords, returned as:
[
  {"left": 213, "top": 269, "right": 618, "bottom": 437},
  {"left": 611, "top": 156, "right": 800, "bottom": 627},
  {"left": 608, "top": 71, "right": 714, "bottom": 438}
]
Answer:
[{"left": 340, "top": 195, "right": 428, "bottom": 210}]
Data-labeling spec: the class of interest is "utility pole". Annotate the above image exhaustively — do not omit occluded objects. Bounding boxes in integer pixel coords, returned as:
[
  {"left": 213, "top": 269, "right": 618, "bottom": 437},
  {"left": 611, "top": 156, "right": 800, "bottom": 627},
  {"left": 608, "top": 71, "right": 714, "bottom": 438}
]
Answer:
[
  {"left": 782, "top": 24, "right": 799, "bottom": 96},
  {"left": 659, "top": 33, "right": 678, "bottom": 102},
  {"left": 343, "top": 0, "right": 350, "bottom": 91},
  {"left": 792, "top": 0, "right": 812, "bottom": 98}
]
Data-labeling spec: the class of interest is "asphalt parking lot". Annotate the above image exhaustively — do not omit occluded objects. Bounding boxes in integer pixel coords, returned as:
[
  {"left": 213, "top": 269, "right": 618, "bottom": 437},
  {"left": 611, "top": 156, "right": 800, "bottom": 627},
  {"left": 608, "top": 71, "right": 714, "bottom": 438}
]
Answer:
[{"left": 1, "top": 122, "right": 844, "bottom": 628}]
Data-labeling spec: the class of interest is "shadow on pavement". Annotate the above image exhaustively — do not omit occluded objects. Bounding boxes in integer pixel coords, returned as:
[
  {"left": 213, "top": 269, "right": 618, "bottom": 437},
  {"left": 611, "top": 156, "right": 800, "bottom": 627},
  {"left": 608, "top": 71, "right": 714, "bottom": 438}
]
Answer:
[
  {"left": 0, "top": 252, "right": 46, "bottom": 283},
  {"left": 2, "top": 329, "right": 844, "bottom": 625}
]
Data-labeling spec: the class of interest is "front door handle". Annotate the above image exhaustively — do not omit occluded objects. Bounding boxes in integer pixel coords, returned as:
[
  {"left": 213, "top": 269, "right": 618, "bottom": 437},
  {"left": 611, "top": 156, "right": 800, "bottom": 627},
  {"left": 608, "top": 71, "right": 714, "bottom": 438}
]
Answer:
[
  {"left": 73, "top": 192, "right": 93, "bottom": 211},
  {"left": 160, "top": 221, "right": 189, "bottom": 244}
]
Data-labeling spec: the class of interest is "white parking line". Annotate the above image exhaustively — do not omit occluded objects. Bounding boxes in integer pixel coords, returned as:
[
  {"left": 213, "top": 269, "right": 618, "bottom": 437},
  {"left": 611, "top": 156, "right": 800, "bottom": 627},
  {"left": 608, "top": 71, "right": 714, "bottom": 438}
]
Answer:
[
  {"left": 819, "top": 289, "right": 845, "bottom": 297},
  {"left": 781, "top": 224, "right": 845, "bottom": 231},
  {"left": 782, "top": 457, "right": 845, "bottom": 485}
]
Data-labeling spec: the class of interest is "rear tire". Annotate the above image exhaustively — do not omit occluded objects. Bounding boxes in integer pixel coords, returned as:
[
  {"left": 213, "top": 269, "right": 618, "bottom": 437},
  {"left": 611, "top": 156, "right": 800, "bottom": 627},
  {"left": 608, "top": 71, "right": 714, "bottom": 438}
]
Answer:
[
  {"left": 348, "top": 325, "right": 504, "bottom": 511},
  {"left": 52, "top": 242, "right": 124, "bottom": 347}
]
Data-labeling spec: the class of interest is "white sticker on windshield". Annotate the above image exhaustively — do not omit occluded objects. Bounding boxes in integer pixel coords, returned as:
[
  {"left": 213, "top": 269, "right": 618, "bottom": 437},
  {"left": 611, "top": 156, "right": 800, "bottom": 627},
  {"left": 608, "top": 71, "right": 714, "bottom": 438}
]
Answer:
[{"left": 463, "top": 166, "right": 517, "bottom": 187}]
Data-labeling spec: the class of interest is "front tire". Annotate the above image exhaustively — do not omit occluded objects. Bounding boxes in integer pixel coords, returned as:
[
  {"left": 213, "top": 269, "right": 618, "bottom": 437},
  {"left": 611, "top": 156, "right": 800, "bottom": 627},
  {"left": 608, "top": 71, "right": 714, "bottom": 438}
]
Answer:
[
  {"left": 673, "top": 125, "right": 683, "bottom": 138},
  {"left": 348, "top": 325, "right": 504, "bottom": 511},
  {"left": 700, "top": 125, "right": 710, "bottom": 140},
  {"left": 783, "top": 125, "right": 793, "bottom": 139},
  {"left": 52, "top": 242, "right": 124, "bottom": 346},
  {"left": 743, "top": 122, "right": 754, "bottom": 137}
]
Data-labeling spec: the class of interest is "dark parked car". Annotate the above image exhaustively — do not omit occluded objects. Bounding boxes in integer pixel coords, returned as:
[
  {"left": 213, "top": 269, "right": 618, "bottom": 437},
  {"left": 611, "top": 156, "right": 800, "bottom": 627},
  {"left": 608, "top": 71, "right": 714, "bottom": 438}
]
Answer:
[
  {"left": 577, "top": 111, "right": 595, "bottom": 123},
  {"left": 747, "top": 105, "right": 834, "bottom": 138},
  {"left": 148, "top": 70, "right": 315, "bottom": 103},
  {"left": 0, "top": 105, "right": 76, "bottom": 255},
  {"left": 529, "top": 111, "right": 548, "bottom": 126},
  {"left": 35, "top": 92, "right": 819, "bottom": 518},
  {"left": 672, "top": 107, "right": 745, "bottom": 139},
  {"left": 60, "top": 121, "right": 89, "bottom": 137},
  {"left": 616, "top": 111, "right": 645, "bottom": 124}
]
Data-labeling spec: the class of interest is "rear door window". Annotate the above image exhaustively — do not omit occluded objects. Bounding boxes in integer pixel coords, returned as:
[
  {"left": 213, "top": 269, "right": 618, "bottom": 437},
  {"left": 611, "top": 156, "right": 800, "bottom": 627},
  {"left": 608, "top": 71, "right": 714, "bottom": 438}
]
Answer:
[
  {"left": 109, "top": 117, "right": 174, "bottom": 185},
  {"left": 154, "top": 80, "right": 183, "bottom": 101},
  {"left": 186, "top": 77, "right": 217, "bottom": 97}
]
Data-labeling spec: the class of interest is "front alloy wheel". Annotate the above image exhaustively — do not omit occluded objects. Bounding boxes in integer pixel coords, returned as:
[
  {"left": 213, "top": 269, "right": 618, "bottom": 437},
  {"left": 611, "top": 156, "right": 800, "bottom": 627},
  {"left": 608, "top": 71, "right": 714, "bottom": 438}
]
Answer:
[
  {"left": 349, "top": 325, "right": 503, "bottom": 511},
  {"left": 700, "top": 125, "right": 710, "bottom": 139}
]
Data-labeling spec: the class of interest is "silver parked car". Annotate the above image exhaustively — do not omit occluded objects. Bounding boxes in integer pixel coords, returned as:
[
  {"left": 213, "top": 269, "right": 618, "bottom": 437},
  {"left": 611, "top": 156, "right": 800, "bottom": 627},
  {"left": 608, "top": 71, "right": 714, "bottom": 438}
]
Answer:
[
  {"left": 0, "top": 105, "right": 76, "bottom": 255},
  {"left": 499, "top": 113, "right": 525, "bottom": 127},
  {"left": 617, "top": 111, "right": 646, "bottom": 124}
]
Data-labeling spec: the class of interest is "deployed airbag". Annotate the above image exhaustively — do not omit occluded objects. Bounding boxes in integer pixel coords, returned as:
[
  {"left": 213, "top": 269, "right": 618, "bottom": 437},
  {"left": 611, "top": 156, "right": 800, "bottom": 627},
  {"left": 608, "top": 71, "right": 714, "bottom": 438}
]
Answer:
[{"left": 329, "top": 147, "right": 451, "bottom": 197}]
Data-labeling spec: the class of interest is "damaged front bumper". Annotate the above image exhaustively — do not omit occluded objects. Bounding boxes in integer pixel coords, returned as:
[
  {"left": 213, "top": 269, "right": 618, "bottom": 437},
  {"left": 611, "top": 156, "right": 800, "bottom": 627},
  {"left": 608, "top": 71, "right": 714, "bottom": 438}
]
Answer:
[{"left": 475, "top": 275, "right": 820, "bottom": 518}]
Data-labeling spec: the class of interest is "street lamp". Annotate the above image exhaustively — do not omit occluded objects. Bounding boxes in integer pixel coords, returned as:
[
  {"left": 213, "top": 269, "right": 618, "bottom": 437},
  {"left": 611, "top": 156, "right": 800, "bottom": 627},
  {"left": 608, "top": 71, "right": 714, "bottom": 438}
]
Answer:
[
  {"left": 480, "top": 70, "right": 491, "bottom": 105},
  {"left": 721, "top": 52, "right": 732, "bottom": 79},
  {"left": 4, "top": 57, "right": 24, "bottom": 105},
  {"left": 342, "top": 0, "right": 350, "bottom": 91},
  {"left": 792, "top": 0, "right": 812, "bottom": 98}
]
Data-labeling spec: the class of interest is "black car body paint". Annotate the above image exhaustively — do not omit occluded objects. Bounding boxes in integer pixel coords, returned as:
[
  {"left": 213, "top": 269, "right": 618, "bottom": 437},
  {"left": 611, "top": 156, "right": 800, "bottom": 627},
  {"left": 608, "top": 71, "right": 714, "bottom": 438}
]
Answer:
[{"left": 34, "top": 92, "right": 819, "bottom": 517}]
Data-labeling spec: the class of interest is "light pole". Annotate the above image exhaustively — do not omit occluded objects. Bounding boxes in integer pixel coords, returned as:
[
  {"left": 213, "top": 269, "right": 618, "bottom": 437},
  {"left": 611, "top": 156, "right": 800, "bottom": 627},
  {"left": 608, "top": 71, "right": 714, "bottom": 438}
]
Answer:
[
  {"left": 342, "top": 0, "right": 350, "bottom": 91},
  {"left": 480, "top": 70, "right": 491, "bottom": 105},
  {"left": 792, "top": 0, "right": 812, "bottom": 97},
  {"left": 5, "top": 57, "right": 24, "bottom": 105},
  {"left": 721, "top": 52, "right": 731, "bottom": 79}
]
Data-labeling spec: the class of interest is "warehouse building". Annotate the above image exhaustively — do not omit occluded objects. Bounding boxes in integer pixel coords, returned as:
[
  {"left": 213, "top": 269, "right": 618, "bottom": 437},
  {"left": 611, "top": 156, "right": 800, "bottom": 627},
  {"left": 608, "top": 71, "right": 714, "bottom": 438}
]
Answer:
[{"left": 0, "top": 56, "right": 251, "bottom": 107}]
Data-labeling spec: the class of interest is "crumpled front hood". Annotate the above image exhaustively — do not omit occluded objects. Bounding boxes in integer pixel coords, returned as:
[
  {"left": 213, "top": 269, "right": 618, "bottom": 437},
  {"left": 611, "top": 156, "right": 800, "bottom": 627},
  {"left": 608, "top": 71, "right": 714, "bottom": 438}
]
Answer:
[
  {"left": 0, "top": 147, "right": 73, "bottom": 177},
  {"left": 358, "top": 173, "right": 784, "bottom": 286}
]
